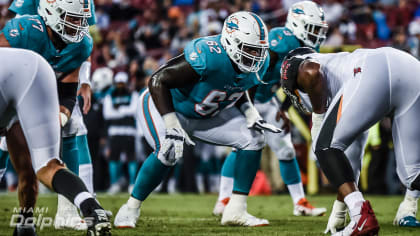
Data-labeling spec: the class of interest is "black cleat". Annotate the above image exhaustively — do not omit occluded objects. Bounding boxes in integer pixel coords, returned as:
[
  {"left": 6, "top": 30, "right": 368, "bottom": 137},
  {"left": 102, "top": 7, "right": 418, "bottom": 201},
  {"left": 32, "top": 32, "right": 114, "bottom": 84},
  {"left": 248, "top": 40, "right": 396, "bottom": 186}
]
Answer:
[
  {"left": 85, "top": 209, "right": 111, "bottom": 236},
  {"left": 13, "top": 224, "right": 36, "bottom": 236}
]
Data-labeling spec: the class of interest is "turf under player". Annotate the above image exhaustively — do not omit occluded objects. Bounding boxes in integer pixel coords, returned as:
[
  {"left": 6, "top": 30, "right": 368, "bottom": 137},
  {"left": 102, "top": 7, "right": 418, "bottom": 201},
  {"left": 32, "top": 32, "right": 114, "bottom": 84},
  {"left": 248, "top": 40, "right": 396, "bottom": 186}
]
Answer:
[
  {"left": 0, "top": 47, "right": 110, "bottom": 236},
  {"left": 214, "top": 0, "right": 327, "bottom": 217},
  {"left": 114, "top": 11, "right": 282, "bottom": 228}
]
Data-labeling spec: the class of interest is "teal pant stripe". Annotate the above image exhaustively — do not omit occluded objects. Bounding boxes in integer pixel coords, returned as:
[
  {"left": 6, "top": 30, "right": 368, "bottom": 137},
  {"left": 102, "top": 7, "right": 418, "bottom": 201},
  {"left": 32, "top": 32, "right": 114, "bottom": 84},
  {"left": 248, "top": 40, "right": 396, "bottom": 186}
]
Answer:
[
  {"left": 143, "top": 93, "right": 160, "bottom": 151},
  {"left": 76, "top": 135, "right": 92, "bottom": 165}
]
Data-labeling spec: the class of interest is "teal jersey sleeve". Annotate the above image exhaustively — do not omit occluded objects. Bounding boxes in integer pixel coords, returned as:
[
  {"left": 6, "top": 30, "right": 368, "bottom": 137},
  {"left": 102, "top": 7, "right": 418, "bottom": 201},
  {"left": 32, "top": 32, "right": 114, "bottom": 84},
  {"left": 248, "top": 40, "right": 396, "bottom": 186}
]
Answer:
[
  {"left": 1, "top": 15, "right": 41, "bottom": 49},
  {"left": 8, "top": 0, "right": 37, "bottom": 15},
  {"left": 184, "top": 38, "right": 208, "bottom": 77},
  {"left": 9, "top": 0, "right": 96, "bottom": 26},
  {"left": 268, "top": 27, "right": 301, "bottom": 55}
]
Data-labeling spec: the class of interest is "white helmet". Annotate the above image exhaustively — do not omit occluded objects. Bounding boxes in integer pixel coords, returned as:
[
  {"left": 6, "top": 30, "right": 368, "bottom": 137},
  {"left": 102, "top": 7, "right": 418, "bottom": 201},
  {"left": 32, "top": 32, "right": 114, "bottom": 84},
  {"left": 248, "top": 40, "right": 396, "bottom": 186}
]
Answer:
[
  {"left": 221, "top": 11, "right": 269, "bottom": 73},
  {"left": 92, "top": 67, "right": 113, "bottom": 92},
  {"left": 38, "top": 0, "right": 91, "bottom": 44},
  {"left": 285, "top": 1, "right": 328, "bottom": 48}
]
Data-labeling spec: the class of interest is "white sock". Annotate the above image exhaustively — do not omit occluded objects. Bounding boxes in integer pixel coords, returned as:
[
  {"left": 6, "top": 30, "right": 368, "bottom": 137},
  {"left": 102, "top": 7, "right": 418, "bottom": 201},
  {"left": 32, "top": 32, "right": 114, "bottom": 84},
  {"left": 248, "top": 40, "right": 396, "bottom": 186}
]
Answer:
[
  {"left": 218, "top": 176, "right": 233, "bottom": 201},
  {"left": 229, "top": 193, "right": 247, "bottom": 208},
  {"left": 127, "top": 196, "right": 142, "bottom": 209},
  {"left": 74, "top": 191, "right": 94, "bottom": 209},
  {"left": 344, "top": 191, "right": 365, "bottom": 221},
  {"left": 406, "top": 189, "right": 420, "bottom": 200},
  {"left": 79, "top": 164, "right": 94, "bottom": 194},
  {"left": 287, "top": 182, "right": 305, "bottom": 204}
]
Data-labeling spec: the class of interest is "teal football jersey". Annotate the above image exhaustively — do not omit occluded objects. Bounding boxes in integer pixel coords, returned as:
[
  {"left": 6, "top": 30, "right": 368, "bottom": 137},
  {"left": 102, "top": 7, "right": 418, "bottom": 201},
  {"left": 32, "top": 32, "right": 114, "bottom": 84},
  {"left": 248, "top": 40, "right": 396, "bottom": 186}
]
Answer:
[
  {"left": 1, "top": 15, "right": 93, "bottom": 75},
  {"left": 172, "top": 34, "right": 270, "bottom": 119},
  {"left": 254, "top": 27, "right": 319, "bottom": 103},
  {"left": 9, "top": 0, "right": 96, "bottom": 25}
]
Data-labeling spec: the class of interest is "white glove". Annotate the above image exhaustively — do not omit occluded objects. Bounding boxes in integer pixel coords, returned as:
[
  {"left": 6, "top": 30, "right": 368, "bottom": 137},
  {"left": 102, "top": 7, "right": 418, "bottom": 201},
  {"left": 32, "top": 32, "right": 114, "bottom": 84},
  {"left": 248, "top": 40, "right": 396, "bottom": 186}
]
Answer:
[
  {"left": 324, "top": 200, "right": 347, "bottom": 234},
  {"left": 241, "top": 102, "right": 282, "bottom": 133},
  {"left": 59, "top": 112, "right": 69, "bottom": 127},
  {"left": 311, "top": 112, "right": 325, "bottom": 141},
  {"left": 159, "top": 113, "right": 195, "bottom": 165}
]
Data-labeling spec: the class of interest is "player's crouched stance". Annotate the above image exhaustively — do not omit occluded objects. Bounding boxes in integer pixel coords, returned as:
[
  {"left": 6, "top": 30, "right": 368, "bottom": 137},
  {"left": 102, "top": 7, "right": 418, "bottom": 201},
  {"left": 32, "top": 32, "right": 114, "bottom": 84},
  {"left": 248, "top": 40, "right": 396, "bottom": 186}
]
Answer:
[
  {"left": 114, "top": 12, "right": 281, "bottom": 228},
  {"left": 0, "top": 48, "right": 111, "bottom": 236}
]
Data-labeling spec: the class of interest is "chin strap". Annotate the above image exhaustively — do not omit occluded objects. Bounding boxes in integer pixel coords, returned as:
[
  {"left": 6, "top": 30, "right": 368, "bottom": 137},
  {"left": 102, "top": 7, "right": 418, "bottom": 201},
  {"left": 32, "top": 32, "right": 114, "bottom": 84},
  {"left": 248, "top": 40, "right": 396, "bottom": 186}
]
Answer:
[{"left": 255, "top": 72, "right": 268, "bottom": 85}]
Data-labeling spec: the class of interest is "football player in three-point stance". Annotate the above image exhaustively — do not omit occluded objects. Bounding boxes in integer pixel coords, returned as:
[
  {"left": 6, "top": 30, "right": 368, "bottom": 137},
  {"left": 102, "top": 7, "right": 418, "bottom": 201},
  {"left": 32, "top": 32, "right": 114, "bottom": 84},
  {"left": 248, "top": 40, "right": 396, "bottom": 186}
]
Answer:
[
  {"left": 213, "top": 1, "right": 327, "bottom": 217},
  {"left": 114, "top": 11, "right": 282, "bottom": 228},
  {"left": 281, "top": 46, "right": 420, "bottom": 235},
  {"left": 0, "top": 0, "right": 111, "bottom": 235}
]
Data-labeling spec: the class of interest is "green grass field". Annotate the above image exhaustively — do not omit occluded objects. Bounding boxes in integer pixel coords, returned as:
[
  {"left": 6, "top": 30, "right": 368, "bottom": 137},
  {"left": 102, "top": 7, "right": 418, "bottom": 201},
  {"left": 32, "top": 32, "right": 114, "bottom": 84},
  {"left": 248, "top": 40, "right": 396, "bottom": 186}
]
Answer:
[{"left": 0, "top": 193, "right": 419, "bottom": 235}]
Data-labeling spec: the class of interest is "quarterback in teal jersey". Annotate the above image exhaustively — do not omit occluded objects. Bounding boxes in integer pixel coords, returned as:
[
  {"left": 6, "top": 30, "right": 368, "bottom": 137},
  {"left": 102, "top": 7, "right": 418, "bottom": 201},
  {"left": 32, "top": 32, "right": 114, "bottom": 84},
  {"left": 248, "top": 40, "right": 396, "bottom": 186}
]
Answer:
[
  {"left": 114, "top": 11, "right": 282, "bottom": 228},
  {"left": 0, "top": 0, "right": 111, "bottom": 235},
  {"left": 213, "top": 0, "right": 329, "bottom": 218}
]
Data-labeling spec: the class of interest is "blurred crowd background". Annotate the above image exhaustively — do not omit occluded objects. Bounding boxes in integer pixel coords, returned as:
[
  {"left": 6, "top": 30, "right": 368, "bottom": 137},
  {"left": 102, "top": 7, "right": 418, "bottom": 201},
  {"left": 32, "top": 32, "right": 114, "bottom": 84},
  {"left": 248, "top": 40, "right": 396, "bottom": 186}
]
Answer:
[{"left": 0, "top": 0, "right": 419, "bottom": 196}]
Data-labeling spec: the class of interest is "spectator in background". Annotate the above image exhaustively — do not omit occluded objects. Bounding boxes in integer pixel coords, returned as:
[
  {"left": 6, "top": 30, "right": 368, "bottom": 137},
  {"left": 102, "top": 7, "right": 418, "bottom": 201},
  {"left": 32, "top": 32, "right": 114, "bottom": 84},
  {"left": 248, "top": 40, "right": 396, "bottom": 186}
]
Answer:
[
  {"left": 103, "top": 72, "right": 139, "bottom": 194},
  {"left": 321, "top": 0, "right": 345, "bottom": 26},
  {"left": 324, "top": 25, "right": 344, "bottom": 47},
  {"left": 391, "top": 27, "right": 411, "bottom": 52},
  {"left": 408, "top": 17, "right": 420, "bottom": 59}
]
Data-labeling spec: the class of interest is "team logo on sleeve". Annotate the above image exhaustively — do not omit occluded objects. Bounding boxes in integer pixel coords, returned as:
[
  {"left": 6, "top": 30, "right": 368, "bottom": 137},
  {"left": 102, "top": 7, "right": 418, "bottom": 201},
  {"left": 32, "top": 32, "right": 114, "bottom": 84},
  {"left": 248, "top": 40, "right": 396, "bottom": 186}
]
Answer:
[
  {"left": 15, "top": 0, "right": 24, "bottom": 7},
  {"left": 9, "top": 29, "right": 19, "bottom": 37},
  {"left": 270, "top": 39, "right": 278, "bottom": 47},
  {"left": 189, "top": 52, "right": 198, "bottom": 61}
]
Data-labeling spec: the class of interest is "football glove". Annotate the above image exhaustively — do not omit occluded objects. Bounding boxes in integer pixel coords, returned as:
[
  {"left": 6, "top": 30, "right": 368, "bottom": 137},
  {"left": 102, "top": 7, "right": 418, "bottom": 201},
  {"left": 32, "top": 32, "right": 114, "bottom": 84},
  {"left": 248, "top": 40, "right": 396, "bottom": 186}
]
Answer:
[
  {"left": 241, "top": 102, "right": 282, "bottom": 133},
  {"left": 324, "top": 200, "right": 347, "bottom": 234},
  {"left": 159, "top": 113, "right": 195, "bottom": 165}
]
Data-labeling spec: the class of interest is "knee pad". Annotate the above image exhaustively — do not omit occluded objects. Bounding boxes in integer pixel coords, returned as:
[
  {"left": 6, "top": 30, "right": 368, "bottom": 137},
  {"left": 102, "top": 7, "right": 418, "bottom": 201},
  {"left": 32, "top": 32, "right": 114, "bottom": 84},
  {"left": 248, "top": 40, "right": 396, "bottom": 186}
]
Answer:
[
  {"left": 275, "top": 146, "right": 296, "bottom": 161},
  {"left": 315, "top": 147, "right": 355, "bottom": 188},
  {"left": 242, "top": 132, "right": 266, "bottom": 151}
]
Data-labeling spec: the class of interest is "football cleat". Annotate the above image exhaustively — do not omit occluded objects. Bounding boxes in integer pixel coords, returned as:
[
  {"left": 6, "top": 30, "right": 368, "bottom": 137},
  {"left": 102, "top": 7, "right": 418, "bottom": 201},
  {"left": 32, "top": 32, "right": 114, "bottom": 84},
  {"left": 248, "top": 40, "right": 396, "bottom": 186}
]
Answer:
[
  {"left": 332, "top": 201, "right": 379, "bottom": 236},
  {"left": 294, "top": 198, "right": 327, "bottom": 216},
  {"left": 395, "top": 216, "right": 420, "bottom": 227},
  {"left": 114, "top": 203, "right": 140, "bottom": 228},
  {"left": 54, "top": 195, "right": 87, "bottom": 230},
  {"left": 221, "top": 198, "right": 269, "bottom": 226},
  {"left": 213, "top": 197, "right": 230, "bottom": 216},
  {"left": 13, "top": 223, "right": 36, "bottom": 236},
  {"left": 86, "top": 209, "right": 111, "bottom": 236},
  {"left": 107, "top": 184, "right": 122, "bottom": 195},
  {"left": 393, "top": 196, "right": 420, "bottom": 227}
]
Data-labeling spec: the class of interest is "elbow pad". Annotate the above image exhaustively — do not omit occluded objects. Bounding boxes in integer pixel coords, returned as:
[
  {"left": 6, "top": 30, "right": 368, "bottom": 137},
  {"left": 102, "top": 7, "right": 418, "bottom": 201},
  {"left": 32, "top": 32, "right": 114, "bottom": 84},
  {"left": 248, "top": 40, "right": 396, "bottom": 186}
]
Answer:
[{"left": 57, "top": 82, "right": 78, "bottom": 112}]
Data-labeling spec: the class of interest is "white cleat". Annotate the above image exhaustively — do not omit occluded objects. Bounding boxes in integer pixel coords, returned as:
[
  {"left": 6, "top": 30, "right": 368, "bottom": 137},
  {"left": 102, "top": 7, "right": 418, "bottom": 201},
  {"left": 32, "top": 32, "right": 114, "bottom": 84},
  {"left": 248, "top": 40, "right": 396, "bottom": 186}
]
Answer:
[
  {"left": 221, "top": 196, "right": 269, "bottom": 227},
  {"left": 294, "top": 198, "right": 327, "bottom": 216},
  {"left": 54, "top": 195, "right": 87, "bottom": 230},
  {"left": 393, "top": 195, "right": 420, "bottom": 227},
  {"left": 107, "top": 183, "right": 122, "bottom": 195},
  {"left": 213, "top": 197, "right": 230, "bottom": 216},
  {"left": 114, "top": 203, "right": 140, "bottom": 228}
]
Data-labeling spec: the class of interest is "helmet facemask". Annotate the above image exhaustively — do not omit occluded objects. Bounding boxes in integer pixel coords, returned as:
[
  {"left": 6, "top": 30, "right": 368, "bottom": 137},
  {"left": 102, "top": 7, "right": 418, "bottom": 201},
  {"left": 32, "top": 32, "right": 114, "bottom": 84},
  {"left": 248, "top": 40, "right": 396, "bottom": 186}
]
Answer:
[
  {"left": 234, "top": 42, "right": 268, "bottom": 73},
  {"left": 303, "top": 21, "right": 328, "bottom": 48},
  {"left": 56, "top": 10, "right": 89, "bottom": 43}
]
